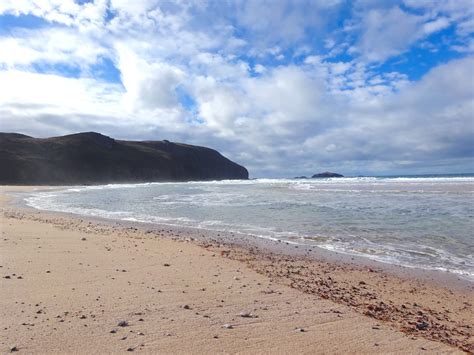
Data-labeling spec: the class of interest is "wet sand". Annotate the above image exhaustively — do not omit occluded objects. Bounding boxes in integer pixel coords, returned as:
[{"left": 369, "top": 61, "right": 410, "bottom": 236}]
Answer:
[{"left": 1, "top": 186, "right": 472, "bottom": 353}]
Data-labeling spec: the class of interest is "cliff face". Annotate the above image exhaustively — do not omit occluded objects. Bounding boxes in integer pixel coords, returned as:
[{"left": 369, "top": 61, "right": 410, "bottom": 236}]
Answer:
[{"left": 0, "top": 132, "right": 249, "bottom": 184}]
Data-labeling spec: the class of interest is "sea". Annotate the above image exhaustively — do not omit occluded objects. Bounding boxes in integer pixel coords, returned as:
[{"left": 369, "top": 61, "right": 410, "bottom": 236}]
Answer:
[{"left": 24, "top": 174, "right": 474, "bottom": 281}]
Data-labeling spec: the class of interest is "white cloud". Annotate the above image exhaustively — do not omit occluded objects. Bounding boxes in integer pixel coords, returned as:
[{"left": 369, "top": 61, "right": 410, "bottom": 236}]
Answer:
[
  {"left": 253, "top": 64, "right": 266, "bottom": 74},
  {"left": 304, "top": 55, "right": 322, "bottom": 65},
  {"left": 403, "top": 0, "right": 474, "bottom": 36},
  {"left": 423, "top": 17, "right": 450, "bottom": 35},
  {"left": 0, "top": 37, "right": 39, "bottom": 67},
  {"left": 301, "top": 57, "right": 474, "bottom": 170},
  {"left": 190, "top": 52, "right": 249, "bottom": 80},
  {"left": 0, "top": 27, "right": 108, "bottom": 70},
  {"left": 0, "top": 0, "right": 472, "bottom": 176},
  {"left": 116, "top": 45, "right": 184, "bottom": 111},
  {"left": 0, "top": 0, "right": 109, "bottom": 28},
  {"left": 232, "top": 0, "right": 342, "bottom": 47},
  {"left": 0, "top": 70, "right": 121, "bottom": 113},
  {"left": 355, "top": 6, "right": 423, "bottom": 62},
  {"left": 451, "top": 38, "right": 474, "bottom": 53},
  {"left": 350, "top": 1, "right": 472, "bottom": 63},
  {"left": 0, "top": 69, "right": 124, "bottom": 137}
]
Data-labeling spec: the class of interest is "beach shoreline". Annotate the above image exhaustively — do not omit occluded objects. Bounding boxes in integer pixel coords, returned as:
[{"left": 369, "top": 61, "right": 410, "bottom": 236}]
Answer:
[
  {"left": 1, "top": 186, "right": 473, "bottom": 353},
  {"left": 9, "top": 185, "right": 474, "bottom": 291}
]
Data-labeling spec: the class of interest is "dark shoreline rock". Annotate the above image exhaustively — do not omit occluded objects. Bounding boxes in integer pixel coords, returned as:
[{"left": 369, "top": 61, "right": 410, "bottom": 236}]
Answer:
[{"left": 0, "top": 132, "right": 249, "bottom": 184}]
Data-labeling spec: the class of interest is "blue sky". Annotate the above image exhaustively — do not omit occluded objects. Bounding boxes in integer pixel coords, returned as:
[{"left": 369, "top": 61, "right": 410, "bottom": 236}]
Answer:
[{"left": 0, "top": 0, "right": 473, "bottom": 177}]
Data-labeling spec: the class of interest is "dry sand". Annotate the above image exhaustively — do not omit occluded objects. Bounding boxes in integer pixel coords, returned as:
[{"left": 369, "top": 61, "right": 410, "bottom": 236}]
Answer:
[{"left": 0, "top": 186, "right": 472, "bottom": 354}]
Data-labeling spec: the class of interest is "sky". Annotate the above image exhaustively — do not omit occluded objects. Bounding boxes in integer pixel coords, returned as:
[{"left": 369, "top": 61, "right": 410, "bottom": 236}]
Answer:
[{"left": 0, "top": 0, "right": 473, "bottom": 178}]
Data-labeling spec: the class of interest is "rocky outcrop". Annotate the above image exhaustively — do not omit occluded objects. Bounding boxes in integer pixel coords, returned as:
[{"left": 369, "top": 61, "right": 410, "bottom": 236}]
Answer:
[
  {"left": 0, "top": 132, "right": 249, "bottom": 184},
  {"left": 311, "top": 172, "right": 344, "bottom": 178}
]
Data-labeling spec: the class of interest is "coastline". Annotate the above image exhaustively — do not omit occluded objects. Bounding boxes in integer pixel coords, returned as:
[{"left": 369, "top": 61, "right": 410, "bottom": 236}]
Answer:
[
  {"left": 1, "top": 186, "right": 472, "bottom": 353},
  {"left": 10, "top": 185, "right": 474, "bottom": 290},
  {"left": 19, "top": 212, "right": 474, "bottom": 292}
]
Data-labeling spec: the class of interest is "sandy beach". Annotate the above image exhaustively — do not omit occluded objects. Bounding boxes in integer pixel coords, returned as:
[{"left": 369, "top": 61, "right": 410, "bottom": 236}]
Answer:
[{"left": 1, "top": 187, "right": 472, "bottom": 354}]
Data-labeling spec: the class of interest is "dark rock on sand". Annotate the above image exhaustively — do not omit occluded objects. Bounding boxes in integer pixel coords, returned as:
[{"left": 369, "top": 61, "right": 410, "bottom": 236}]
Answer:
[
  {"left": 311, "top": 172, "right": 344, "bottom": 178},
  {"left": 416, "top": 321, "right": 429, "bottom": 331},
  {"left": 117, "top": 320, "right": 129, "bottom": 327},
  {"left": 0, "top": 132, "right": 249, "bottom": 184},
  {"left": 239, "top": 311, "right": 255, "bottom": 318}
]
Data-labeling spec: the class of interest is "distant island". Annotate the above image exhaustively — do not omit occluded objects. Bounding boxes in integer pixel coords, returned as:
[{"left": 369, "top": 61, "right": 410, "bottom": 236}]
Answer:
[
  {"left": 294, "top": 172, "right": 344, "bottom": 179},
  {"left": 311, "top": 172, "right": 344, "bottom": 178},
  {"left": 0, "top": 132, "right": 249, "bottom": 184}
]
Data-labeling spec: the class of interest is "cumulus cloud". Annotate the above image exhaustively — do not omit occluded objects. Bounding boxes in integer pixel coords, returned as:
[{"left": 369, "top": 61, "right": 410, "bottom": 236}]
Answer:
[
  {"left": 0, "top": 27, "right": 108, "bottom": 70},
  {"left": 0, "top": 0, "right": 473, "bottom": 177},
  {"left": 116, "top": 45, "right": 184, "bottom": 110},
  {"left": 351, "top": 6, "right": 453, "bottom": 62},
  {"left": 231, "top": 0, "right": 341, "bottom": 48},
  {"left": 303, "top": 58, "right": 474, "bottom": 165}
]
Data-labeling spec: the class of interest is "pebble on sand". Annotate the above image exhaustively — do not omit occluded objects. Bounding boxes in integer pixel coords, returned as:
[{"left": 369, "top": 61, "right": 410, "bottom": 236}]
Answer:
[
  {"left": 416, "top": 321, "right": 429, "bottom": 331},
  {"left": 118, "top": 320, "right": 129, "bottom": 327},
  {"left": 239, "top": 311, "right": 255, "bottom": 318}
]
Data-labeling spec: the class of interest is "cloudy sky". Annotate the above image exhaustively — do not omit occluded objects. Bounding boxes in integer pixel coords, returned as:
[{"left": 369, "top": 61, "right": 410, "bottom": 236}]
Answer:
[{"left": 0, "top": 0, "right": 473, "bottom": 177}]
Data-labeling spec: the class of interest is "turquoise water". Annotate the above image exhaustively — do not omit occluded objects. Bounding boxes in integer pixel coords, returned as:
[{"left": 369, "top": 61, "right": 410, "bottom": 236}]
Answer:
[{"left": 25, "top": 176, "right": 474, "bottom": 280}]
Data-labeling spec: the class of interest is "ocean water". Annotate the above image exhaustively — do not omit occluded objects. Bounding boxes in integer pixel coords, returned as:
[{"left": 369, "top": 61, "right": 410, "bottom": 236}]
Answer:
[{"left": 24, "top": 175, "right": 474, "bottom": 280}]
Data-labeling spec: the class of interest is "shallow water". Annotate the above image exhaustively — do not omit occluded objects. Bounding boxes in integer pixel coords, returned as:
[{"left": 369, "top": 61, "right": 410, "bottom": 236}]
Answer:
[{"left": 25, "top": 175, "right": 474, "bottom": 280}]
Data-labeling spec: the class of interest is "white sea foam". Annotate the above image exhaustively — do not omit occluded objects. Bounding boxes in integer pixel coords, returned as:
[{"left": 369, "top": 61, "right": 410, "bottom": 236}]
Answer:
[{"left": 23, "top": 176, "right": 474, "bottom": 281}]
